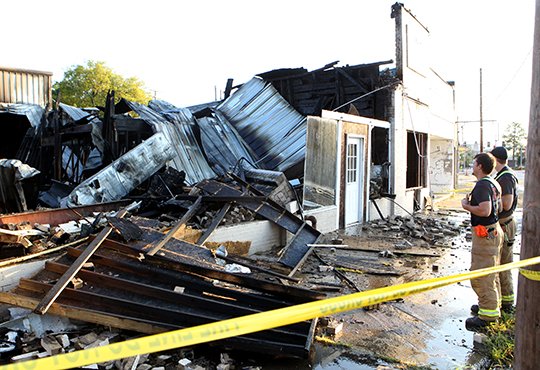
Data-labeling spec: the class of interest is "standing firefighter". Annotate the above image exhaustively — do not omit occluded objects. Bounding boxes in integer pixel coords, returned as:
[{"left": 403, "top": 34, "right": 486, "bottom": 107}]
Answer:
[
  {"left": 491, "top": 146, "right": 519, "bottom": 312},
  {"left": 461, "top": 152, "right": 504, "bottom": 331}
]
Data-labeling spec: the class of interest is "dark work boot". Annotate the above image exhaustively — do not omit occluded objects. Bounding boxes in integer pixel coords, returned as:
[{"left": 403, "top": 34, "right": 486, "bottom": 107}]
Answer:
[
  {"left": 465, "top": 316, "right": 489, "bottom": 332},
  {"left": 470, "top": 304, "right": 479, "bottom": 315},
  {"left": 502, "top": 303, "right": 515, "bottom": 313}
]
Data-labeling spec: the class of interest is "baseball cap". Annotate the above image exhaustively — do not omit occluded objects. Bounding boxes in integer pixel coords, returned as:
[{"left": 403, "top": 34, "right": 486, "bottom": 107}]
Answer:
[{"left": 491, "top": 146, "right": 508, "bottom": 160}]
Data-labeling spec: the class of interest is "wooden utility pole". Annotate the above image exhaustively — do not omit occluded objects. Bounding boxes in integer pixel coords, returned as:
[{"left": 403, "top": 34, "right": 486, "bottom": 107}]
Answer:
[
  {"left": 514, "top": 1, "right": 540, "bottom": 368},
  {"left": 479, "top": 68, "right": 484, "bottom": 152}
]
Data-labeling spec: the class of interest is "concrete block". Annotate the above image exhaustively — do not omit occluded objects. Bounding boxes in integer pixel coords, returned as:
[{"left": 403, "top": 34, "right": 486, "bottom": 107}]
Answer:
[{"left": 41, "top": 335, "right": 63, "bottom": 355}]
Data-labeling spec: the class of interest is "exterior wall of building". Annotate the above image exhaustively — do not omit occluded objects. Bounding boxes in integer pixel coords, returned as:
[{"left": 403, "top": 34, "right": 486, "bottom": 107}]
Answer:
[
  {"left": 304, "top": 113, "right": 393, "bottom": 227},
  {"left": 0, "top": 67, "right": 52, "bottom": 108},
  {"left": 391, "top": 3, "right": 457, "bottom": 214}
]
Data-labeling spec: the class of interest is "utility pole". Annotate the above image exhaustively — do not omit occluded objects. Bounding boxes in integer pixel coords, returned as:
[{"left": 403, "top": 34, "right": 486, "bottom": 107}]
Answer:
[
  {"left": 479, "top": 68, "right": 484, "bottom": 152},
  {"left": 514, "top": 0, "right": 540, "bottom": 368}
]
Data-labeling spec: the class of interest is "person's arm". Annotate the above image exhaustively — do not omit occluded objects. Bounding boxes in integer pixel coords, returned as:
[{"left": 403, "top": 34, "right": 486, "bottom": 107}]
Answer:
[
  {"left": 462, "top": 199, "right": 492, "bottom": 217},
  {"left": 501, "top": 193, "right": 514, "bottom": 211}
]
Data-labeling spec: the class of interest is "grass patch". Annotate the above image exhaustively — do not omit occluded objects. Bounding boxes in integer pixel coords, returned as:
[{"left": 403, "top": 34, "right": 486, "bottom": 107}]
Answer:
[{"left": 483, "top": 311, "right": 515, "bottom": 367}]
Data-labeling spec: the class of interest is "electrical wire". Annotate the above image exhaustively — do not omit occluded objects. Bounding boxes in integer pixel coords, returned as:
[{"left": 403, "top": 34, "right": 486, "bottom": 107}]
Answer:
[
  {"left": 405, "top": 97, "right": 427, "bottom": 158},
  {"left": 332, "top": 81, "right": 400, "bottom": 112}
]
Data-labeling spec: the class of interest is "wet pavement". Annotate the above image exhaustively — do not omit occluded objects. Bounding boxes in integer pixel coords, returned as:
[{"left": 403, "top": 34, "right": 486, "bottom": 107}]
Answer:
[{"left": 263, "top": 207, "right": 523, "bottom": 370}]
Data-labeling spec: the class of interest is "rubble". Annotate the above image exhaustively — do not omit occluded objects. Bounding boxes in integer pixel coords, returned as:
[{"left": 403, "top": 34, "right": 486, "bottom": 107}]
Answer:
[{"left": 362, "top": 213, "right": 461, "bottom": 247}]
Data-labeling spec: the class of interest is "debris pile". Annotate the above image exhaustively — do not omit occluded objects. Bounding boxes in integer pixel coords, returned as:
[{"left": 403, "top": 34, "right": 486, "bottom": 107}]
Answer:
[
  {"left": 2, "top": 323, "right": 262, "bottom": 369},
  {"left": 362, "top": 214, "right": 461, "bottom": 248}
]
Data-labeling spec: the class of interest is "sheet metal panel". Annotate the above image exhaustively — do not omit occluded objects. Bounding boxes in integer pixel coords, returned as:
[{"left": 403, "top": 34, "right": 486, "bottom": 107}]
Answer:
[
  {"left": 59, "top": 103, "right": 101, "bottom": 124},
  {"left": 63, "top": 132, "right": 175, "bottom": 206},
  {"left": 0, "top": 67, "right": 52, "bottom": 107},
  {"left": 217, "top": 78, "right": 306, "bottom": 174},
  {"left": 0, "top": 103, "right": 44, "bottom": 128},
  {"left": 125, "top": 101, "right": 216, "bottom": 184},
  {"left": 197, "top": 111, "right": 258, "bottom": 175}
]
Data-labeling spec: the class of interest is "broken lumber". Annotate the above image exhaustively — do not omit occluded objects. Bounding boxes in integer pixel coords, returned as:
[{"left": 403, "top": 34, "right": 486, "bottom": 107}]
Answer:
[
  {"left": 33, "top": 209, "right": 128, "bottom": 315},
  {"left": 147, "top": 196, "right": 202, "bottom": 256},
  {"left": 0, "top": 237, "right": 89, "bottom": 268}
]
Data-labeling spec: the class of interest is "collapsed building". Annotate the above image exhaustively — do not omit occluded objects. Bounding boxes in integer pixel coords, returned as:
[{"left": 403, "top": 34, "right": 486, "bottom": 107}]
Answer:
[{"left": 0, "top": 2, "right": 458, "bottom": 362}]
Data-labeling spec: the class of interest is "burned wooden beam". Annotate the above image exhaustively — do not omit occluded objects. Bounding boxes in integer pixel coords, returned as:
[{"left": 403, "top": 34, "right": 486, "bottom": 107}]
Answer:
[
  {"left": 66, "top": 245, "right": 291, "bottom": 310},
  {"left": 33, "top": 209, "right": 128, "bottom": 314},
  {"left": 0, "top": 201, "right": 130, "bottom": 227},
  {"left": 5, "top": 239, "right": 315, "bottom": 358},
  {"left": 95, "top": 237, "right": 324, "bottom": 302},
  {"left": 147, "top": 196, "right": 202, "bottom": 256},
  {"left": 0, "top": 291, "right": 164, "bottom": 334}
]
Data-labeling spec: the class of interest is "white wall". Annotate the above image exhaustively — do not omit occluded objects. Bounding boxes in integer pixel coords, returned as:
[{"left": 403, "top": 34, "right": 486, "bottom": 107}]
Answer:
[
  {"left": 207, "top": 220, "right": 284, "bottom": 255},
  {"left": 390, "top": 4, "right": 457, "bottom": 215},
  {"left": 304, "top": 205, "right": 338, "bottom": 233}
]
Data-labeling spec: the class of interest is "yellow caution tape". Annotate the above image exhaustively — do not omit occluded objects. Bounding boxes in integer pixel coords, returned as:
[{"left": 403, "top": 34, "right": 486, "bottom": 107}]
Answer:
[
  {"left": 2, "top": 256, "right": 540, "bottom": 370},
  {"left": 519, "top": 267, "right": 540, "bottom": 281}
]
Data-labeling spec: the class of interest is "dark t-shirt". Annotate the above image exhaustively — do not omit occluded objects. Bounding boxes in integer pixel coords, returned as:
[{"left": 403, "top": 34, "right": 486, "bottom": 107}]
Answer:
[
  {"left": 470, "top": 178, "right": 499, "bottom": 226},
  {"left": 495, "top": 166, "right": 518, "bottom": 219}
]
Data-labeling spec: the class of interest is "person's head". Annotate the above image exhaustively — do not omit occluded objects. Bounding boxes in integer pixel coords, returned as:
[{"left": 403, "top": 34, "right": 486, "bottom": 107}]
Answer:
[
  {"left": 490, "top": 146, "right": 508, "bottom": 165},
  {"left": 473, "top": 152, "right": 496, "bottom": 176}
]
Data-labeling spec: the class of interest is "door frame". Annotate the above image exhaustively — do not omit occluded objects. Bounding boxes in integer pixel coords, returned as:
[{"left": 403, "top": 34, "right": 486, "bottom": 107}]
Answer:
[{"left": 344, "top": 134, "right": 366, "bottom": 225}]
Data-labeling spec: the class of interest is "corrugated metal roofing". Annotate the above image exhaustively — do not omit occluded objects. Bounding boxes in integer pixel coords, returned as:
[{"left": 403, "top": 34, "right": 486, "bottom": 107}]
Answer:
[
  {"left": 217, "top": 77, "right": 306, "bottom": 174},
  {"left": 0, "top": 103, "right": 44, "bottom": 128},
  {"left": 197, "top": 111, "right": 258, "bottom": 175},
  {"left": 59, "top": 103, "right": 101, "bottom": 125},
  {"left": 148, "top": 100, "right": 178, "bottom": 113},
  {"left": 58, "top": 103, "right": 105, "bottom": 154},
  {"left": 125, "top": 101, "right": 216, "bottom": 185}
]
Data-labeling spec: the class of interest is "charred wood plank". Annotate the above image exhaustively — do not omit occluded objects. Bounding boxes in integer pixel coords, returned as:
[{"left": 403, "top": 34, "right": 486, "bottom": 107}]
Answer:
[
  {"left": 33, "top": 209, "right": 128, "bottom": 314},
  {"left": 21, "top": 278, "right": 308, "bottom": 345},
  {"left": 196, "top": 203, "right": 231, "bottom": 245},
  {"left": 45, "top": 260, "right": 310, "bottom": 335},
  {"left": 335, "top": 67, "right": 371, "bottom": 93},
  {"left": 66, "top": 245, "right": 292, "bottom": 309},
  {"left": 311, "top": 245, "right": 441, "bottom": 258},
  {"left": 147, "top": 196, "right": 202, "bottom": 256},
  {"left": 45, "top": 261, "right": 263, "bottom": 317},
  {"left": 288, "top": 246, "right": 314, "bottom": 277},
  {"left": 87, "top": 237, "right": 324, "bottom": 302},
  {"left": 0, "top": 291, "right": 164, "bottom": 334},
  {"left": 0, "top": 201, "right": 130, "bottom": 227}
]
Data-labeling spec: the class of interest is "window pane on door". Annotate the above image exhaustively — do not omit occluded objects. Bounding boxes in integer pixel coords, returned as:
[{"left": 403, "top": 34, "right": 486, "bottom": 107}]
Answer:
[{"left": 347, "top": 143, "right": 357, "bottom": 183}]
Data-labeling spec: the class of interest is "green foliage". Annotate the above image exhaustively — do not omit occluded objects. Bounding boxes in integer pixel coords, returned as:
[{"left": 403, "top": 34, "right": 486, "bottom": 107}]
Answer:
[
  {"left": 483, "top": 311, "right": 515, "bottom": 368},
  {"left": 459, "top": 145, "right": 474, "bottom": 170},
  {"left": 502, "top": 122, "right": 527, "bottom": 161},
  {"left": 53, "top": 61, "right": 151, "bottom": 107}
]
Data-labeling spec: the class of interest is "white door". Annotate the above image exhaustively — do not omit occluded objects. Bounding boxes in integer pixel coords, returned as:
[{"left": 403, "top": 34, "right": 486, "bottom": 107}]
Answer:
[{"left": 345, "top": 137, "right": 365, "bottom": 225}]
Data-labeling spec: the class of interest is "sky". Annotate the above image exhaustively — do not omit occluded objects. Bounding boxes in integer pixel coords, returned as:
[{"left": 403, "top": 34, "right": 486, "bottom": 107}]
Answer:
[{"left": 3, "top": 0, "right": 535, "bottom": 146}]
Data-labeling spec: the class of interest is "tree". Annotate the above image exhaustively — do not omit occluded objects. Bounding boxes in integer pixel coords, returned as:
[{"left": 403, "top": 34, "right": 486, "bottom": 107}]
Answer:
[
  {"left": 53, "top": 61, "right": 151, "bottom": 107},
  {"left": 458, "top": 145, "right": 474, "bottom": 172},
  {"left": 502, "top": 121, "right": 527, "bottom": 161}
]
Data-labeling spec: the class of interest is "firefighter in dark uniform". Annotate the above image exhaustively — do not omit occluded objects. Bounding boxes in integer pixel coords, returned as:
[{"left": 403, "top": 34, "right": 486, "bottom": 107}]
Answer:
[
  {"left": 461, "top": 152, "right": 504, "bottom": 331},
  {"left": 491, "top": 146, "right": 518, "bottom": 312}
]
